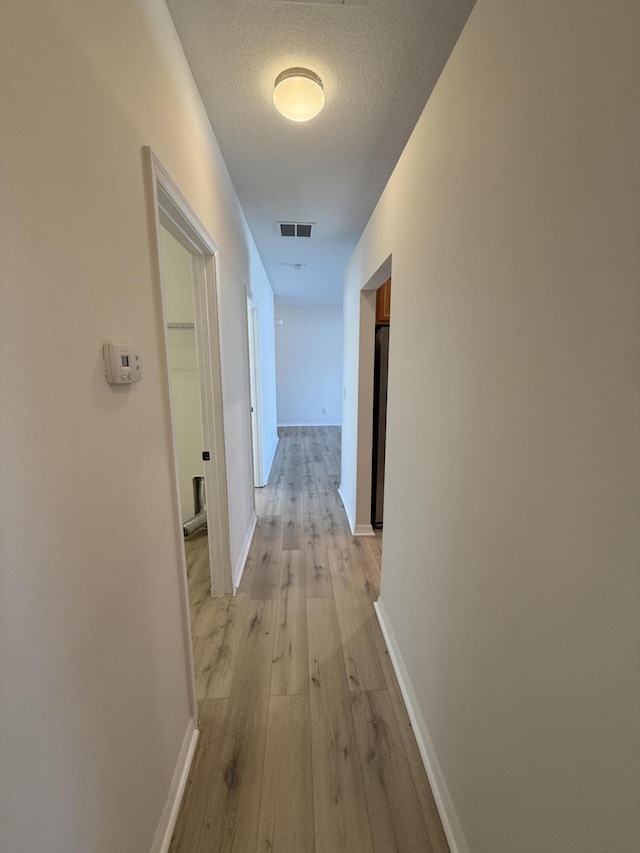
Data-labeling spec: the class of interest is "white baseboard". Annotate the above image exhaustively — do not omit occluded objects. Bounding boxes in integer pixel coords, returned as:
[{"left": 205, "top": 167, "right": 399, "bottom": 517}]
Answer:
[
  {"left": 354, "top": 523, "right": 375, "bottom": 537},
  {"left": 374, "top": 598, "right": 470, "bottom": 853},
  {"left": 262, "top": 435, "right": 279, "bottom": 485},
  {"left": 150, "top": 718, "right": 199, "bottom": 853},
  {"left": 277, "top": 422, "right": 342, "bottom": 427},
  {"left": 233, "top": 513, "right": 257, "bottom": 591}
]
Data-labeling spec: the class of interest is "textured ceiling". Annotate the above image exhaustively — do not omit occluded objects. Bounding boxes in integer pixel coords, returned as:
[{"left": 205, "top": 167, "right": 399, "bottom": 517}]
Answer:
[{"left": 166, "top": 0, "right": 476, "bottom": 305}]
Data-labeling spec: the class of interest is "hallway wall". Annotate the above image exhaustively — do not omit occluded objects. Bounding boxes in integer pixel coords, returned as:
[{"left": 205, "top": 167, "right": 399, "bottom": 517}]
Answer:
[
  {"left": 0, "top": 1, "right": 276, "bottom": 851},
  {"left": 275, "top": 305, "right": 343, "bottom": 426},
  {"left": 342, "top": 0, "right": 640, "bottom": 851}
]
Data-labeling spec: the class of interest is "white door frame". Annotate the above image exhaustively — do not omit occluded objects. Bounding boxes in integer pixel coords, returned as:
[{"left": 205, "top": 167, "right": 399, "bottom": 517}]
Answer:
[
  {"left": 145, "top": 147, "right": 234, "bottom": 618},
  {"left": 246, "top": 292, "right": 264, "bottom": 487},
  {"left": 353, "top": 255, "right": 393, "bottom": 536}
]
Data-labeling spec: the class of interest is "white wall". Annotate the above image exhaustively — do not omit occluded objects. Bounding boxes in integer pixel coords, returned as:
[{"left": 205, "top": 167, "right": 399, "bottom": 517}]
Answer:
[
  {"left": 161, "top": 227, "right": 204, "bottom": 523},
  {"left": 275, "top": 305, "right": 343, "bottom": 426},
  {"left": 0, "top": 1, "right": 276, "bottom": 850},
  {"left": 342, "top": 1, "right": 640, "bottom": 851}
]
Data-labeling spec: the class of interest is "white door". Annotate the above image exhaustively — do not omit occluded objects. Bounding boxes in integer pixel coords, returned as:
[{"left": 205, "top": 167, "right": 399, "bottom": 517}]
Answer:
[{"left": 246, "top": 297, "right": 263, "bottom": 487}]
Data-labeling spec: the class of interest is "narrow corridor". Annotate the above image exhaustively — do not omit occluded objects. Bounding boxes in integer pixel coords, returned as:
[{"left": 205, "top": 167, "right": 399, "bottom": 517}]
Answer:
[{"left": 170, "top": 426, "right": 448, "bottom": 853}]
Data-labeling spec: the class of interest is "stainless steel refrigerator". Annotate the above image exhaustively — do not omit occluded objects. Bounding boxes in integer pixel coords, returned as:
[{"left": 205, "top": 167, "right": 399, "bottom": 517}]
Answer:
[{"left": 371, "top": 324, "right": 389, "bottom": 528}]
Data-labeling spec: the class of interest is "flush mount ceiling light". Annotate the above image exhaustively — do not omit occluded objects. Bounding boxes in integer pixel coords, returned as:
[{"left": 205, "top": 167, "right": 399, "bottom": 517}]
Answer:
[{"left": 273, "top": 68, "right": 325, "bottom": 122}]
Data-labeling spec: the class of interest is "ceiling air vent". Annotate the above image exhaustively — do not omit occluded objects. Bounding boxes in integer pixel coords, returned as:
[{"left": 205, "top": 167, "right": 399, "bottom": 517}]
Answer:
[{"left": 279, "top": 222, "right": 314, "bottom": 237}]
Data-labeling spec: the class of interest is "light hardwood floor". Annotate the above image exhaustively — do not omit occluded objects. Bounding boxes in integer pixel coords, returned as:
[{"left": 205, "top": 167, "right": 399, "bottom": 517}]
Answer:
[{"left": 170, "top": 426, "right": 449, "bottom": 853}]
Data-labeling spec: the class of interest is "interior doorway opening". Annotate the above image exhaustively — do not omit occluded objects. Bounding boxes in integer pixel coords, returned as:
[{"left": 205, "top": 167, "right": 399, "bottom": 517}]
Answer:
[
  {"left": 159, "top": 226, "right": 212, "bottom": 620},
  {"left": 147, "top": 149, "right": 233, "bottom": 595},
  {"left": 246, "top": 294, "right": 264, "bottom": 488},
  {"left": 144, "top": 148, "right": 233, "bottom": 664},
  {"left": 371, "top": 277, "right": 391, "bottom": 528},
  {"left": 352, "top": 255, "right": 392, "bottom": 539}
]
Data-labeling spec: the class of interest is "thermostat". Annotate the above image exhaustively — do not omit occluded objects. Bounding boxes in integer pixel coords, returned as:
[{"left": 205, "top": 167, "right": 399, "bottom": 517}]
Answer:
[{"left": 103, "top": 343, "right": 142, "bottom": 385}]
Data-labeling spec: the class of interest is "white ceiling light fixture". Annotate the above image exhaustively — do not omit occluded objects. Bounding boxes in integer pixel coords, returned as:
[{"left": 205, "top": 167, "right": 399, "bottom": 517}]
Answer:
[{"left": 273, "top": 68, "right": 325, "bottom": 122}]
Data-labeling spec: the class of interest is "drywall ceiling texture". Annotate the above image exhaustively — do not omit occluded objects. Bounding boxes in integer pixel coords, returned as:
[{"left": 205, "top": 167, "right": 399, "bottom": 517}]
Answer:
[
  {"left": 0, "top": 0, "right": 277, "bottom": 850},
  {"left": 166, "top": 0, "right": 476, "bottom": 306},
  {"left": 342, "top": 0, "right": 640, "bottom": 851}
]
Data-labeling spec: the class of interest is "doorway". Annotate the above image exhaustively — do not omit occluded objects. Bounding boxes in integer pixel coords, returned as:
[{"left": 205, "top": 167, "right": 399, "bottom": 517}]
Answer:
[
  {"left": 160, "top": 226, "right": 210, "bottom": 612},
  {"left": 371, "top": 278, "right": 391, "bottom": 528},
  {"left": 146, "top": 147, "right": 233, "bottom": 612},
  {"left": 246, "top": 294, "right": 264, "bottom": 488}
]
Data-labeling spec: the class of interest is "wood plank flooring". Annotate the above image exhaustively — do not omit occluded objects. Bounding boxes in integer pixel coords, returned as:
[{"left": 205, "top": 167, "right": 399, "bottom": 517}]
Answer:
[{"left": 171, "top": 426, "right": 449, "bottom": 853}]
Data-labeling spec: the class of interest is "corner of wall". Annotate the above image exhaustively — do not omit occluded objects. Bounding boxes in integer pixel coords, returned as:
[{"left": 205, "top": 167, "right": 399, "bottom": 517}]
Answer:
[
  {"left": 337, "top": 486, "right": 355, "bottom": 533},
  {"left": 262, "top": 433, "right": 279, "bottom": 486},
  {"left": 233, "top": 512, "right": 258, "bottom": 590}
]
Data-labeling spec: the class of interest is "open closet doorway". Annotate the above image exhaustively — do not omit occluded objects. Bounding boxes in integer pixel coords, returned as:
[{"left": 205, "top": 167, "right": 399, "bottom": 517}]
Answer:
[
  {"left": 160, "top": 226, "right": 211, "bottom": 612},
  {"left": 146, "top": 149, "right": 233, "bottom": 614}
]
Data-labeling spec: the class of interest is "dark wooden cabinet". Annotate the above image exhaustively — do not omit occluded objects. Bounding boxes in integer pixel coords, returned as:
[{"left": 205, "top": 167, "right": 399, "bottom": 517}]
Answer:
[{"left": 376, "top": 278, "right": 391, "bottom": 324}]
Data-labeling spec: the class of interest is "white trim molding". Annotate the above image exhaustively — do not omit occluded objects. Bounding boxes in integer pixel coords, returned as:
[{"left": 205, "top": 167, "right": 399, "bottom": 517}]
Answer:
[
  {"left": 354, "top": 523, "right": 375, "bottom": 537},
  {"left": 233, "top": 513, "right": 258, "bottom": 591},
  {"left": 277, "top": 422, "right": 342, "bottom": 427},
  {"left": 374, "top": 598, "right": 470, "bottom": 853},
  {"left": 150, "top": 718, "right": 199, "bottom": 853}
]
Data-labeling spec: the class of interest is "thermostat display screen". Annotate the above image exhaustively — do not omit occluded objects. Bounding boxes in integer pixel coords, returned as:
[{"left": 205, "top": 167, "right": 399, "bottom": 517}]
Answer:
[{"left": 121, "top": 355, "right": 130, "bottom": 367}]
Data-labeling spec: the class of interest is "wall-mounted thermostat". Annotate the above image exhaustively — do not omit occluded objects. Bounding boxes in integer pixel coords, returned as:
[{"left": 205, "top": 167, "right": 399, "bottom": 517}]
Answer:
[{"left": 103, "top": 343, "right": 142, "bottom": 385}]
